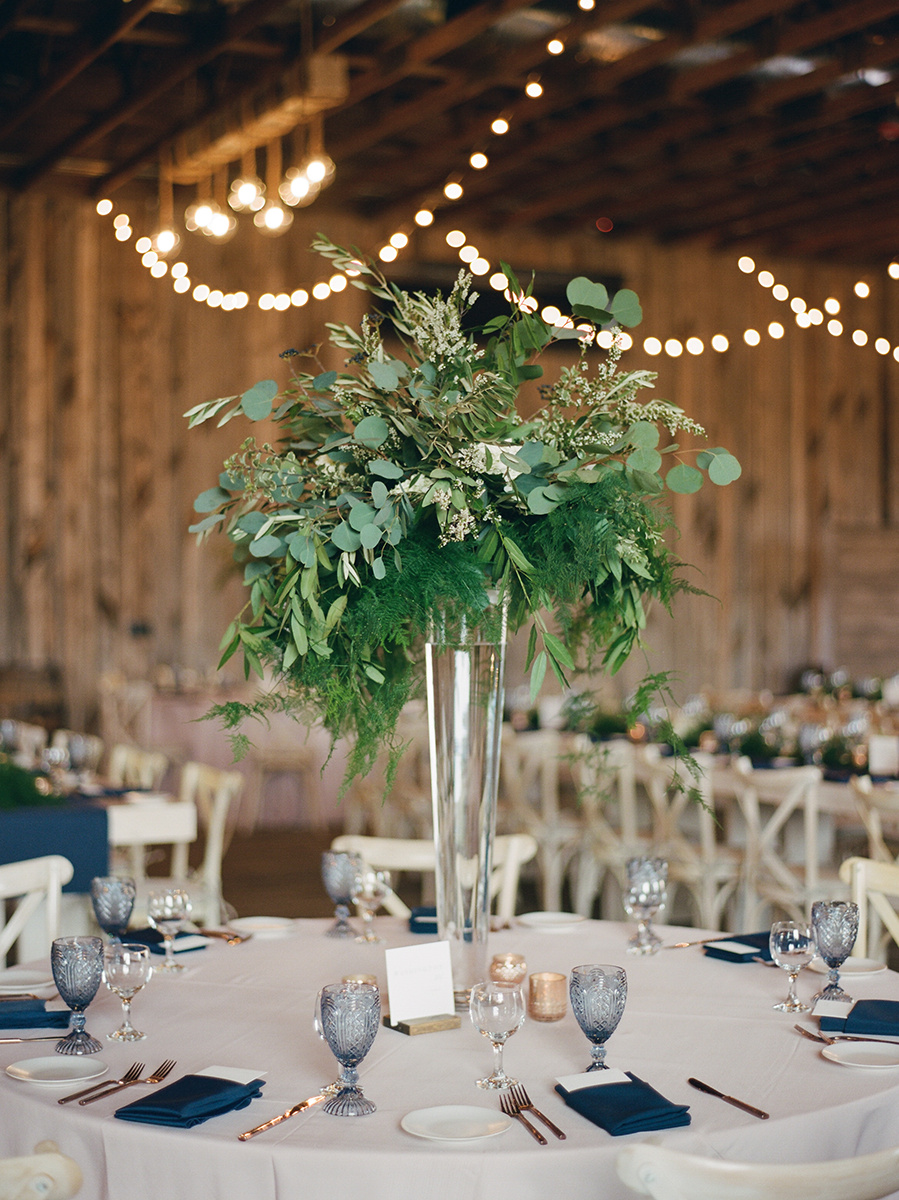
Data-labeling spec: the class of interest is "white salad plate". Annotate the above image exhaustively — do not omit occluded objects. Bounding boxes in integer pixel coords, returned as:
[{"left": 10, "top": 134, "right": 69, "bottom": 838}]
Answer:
[
  {"left": 401, "top": 1105, "right": 512, "bottom": 1142},
  {"left": 517, "top": 912, "right": 585, "bottom": 932},
  {"left": 229, "top": 916, "right": 296, "bottom": 939},
  {"left": 809, "top": 957, "right": 886, "bottom": 977},
  {"left": 822, "top": 1042, "right": 899, "bottom": 1069},
  {"left": 6, "top": 1057, "right": 109, "bottom": 1085},
  {"left": 0, "top": 969, "right": 55, "bottom": 994}
]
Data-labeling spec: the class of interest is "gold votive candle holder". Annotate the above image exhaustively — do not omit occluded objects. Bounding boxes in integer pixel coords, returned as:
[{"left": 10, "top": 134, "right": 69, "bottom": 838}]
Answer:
[
  {"left": 528, "top": 972, "right": 567, "bottom": 1022},
  {"left": 343, "top": 974, "right": 377, "bottom": 986},
  {"left": 490, "top": 953, "right": 527, "bottom": 985}
]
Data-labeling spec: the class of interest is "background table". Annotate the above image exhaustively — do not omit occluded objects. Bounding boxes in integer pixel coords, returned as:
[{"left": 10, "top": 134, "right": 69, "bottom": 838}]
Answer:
[{"left": 2, "top": 917, "right": 899, "bottom": 1199}]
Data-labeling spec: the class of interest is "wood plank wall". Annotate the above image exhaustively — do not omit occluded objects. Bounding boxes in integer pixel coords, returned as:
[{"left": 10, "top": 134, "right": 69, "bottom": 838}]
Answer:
[{"left": 1, "top": 188, "right": 897, "bottom": 730}]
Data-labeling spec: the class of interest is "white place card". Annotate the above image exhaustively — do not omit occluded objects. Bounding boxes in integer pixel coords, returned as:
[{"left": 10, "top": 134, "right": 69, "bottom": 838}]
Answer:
[
  {"left": 384, "top": 941, "right": 455, "bottom": 1025},
  {"left": 707, "top": 940, "right": 758, "bottom": 955},
  {"left": 812, "top": 998, "right": 855, "bottom": 1020},
  {"left": 197, "top": 1065, "right": 267, "bottom": 1084},
  {"left": 556, "top": 1069, "right": 630, "bottom": 1091}
]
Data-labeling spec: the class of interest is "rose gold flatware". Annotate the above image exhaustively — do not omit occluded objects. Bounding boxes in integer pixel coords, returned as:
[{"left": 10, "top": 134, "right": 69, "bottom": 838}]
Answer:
[
  {"left": 664, "top": 938, "right": 719, "bottom": 949},
  {"left": 238, "top": 1092, "right": 329, "bottom": 1139},
  {"left": 509, "top": 1084, "right": 566, "bottom": 1139},
  {"left": 79, "top": 1059, "right": 176, "bottom": 1104},
  {"left": 59, "top": 1061, "right": 144, "bottom": 1104},
  {"left": 0, "top": 1034, "right": 69, "bottom": 1044},
  {"left": 500, "top": 1090, "right": 547, "bottom": 1144},
  {"left": 196, "top": 928, "right": 251, "bottom": 945},
  {"left": 687, "top": 1077, "right": 769, "bottom": 1119}
]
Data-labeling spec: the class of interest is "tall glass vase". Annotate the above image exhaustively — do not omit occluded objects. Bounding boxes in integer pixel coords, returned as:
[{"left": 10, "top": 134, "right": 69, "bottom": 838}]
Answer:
[{"left": 426, "top": 602, "right": 507, "bottom": 1012}]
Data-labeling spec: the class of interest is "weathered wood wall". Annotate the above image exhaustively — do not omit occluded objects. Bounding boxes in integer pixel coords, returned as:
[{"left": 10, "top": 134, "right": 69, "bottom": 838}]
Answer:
[{"left": 1, "top": 188, "right": 897, "bottom": 729}]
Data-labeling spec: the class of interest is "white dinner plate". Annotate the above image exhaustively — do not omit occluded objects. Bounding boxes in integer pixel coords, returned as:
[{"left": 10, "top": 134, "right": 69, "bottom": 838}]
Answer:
[
  {"left": 809, "top": 957, "right": 887, "bottom": 977},
  {"left": 0, "top": 969, "right": 55, "bottom": 994},
  {"left": 822, "top": 1042, "right": 899, "bottom": 1069},
  {"left": 5, "top": 1057, "right": 109, "bottom": 1086},
  {"left": 517, "top": 911, "right": 585, "bottom": 932},
  {"left": 401, "top": 1105, "right": 512, "bottom": 1142},
  {"left": 229, "top": 916, "right": 296, "bottom": 938}
]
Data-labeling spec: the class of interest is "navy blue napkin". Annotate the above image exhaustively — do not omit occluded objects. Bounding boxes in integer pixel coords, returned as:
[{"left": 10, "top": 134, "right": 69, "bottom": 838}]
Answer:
[
  {"left": 819, "top": 999, "right": 899, "bottom": 1036},
  {"left": 127, "top": 928, "right": 207, "bottom": 956},
  {"left": 409, "top": 906, "right": 438, "bottom": 935},
  {"left": 703, "top": 931, "right": 772, "bottom": 963},
  {"left": 554, "top": 1073, "right": 690, "bottom": 1136},
  {"left": 0, "top": 999, "right": 69, "bottom": 1030},
  {"left": 115, "top": 1074, "right": 265, "bottom": 1128}
]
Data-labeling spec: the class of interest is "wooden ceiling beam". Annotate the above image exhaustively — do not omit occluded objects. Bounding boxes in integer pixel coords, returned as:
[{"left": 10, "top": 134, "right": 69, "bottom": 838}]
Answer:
[{"left": 769, "top": 198, "right": 899, "bottom": 256}]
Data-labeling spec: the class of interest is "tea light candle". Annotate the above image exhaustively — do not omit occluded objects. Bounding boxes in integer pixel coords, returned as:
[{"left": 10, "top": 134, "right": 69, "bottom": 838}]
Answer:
[
  {"left": 490, "top": 953, "right": 527, "bottom": 984},
  {"left": 528, "top": 972, "right": 567, "bottom": 1021},
  {"left": 343, "top": 974, "right": 377, "bottom": 986}
]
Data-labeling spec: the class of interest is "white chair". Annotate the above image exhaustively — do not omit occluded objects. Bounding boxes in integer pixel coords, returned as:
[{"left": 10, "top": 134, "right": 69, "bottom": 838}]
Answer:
[
  {"left": 499, "top": 728, "right": 580, "bottom": 911},
  {"left": 617, "top": 1140, "right": 899, "bottom": 1200},
  {"left": 107, "top": 743, "right": 168, "bottom": 791},
  {"left": 640, "top": 746, "right": 743, "bottom": 931},
  {"left": 840, "top": 855, "right": 899, "bottom": 962},
  {"left": 11, "top": 721, "right": 48, "bottom": 769},
  {"left": 850, "top": 774, "right": 899, "bottom": 864},
  {"left": 0, "top": 855, "right": 74, "bottom": 966},
  {"left": 329, "top": 833, "right": 538, "bottom": 921},
  {"left": 128, "top": 763, "right": 243, "bottom": 926}
]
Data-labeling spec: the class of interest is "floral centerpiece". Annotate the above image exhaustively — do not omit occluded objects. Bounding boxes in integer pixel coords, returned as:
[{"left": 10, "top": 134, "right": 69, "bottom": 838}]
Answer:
[{"left": 186, "top": 235, "right": 740, "bottom": 793}]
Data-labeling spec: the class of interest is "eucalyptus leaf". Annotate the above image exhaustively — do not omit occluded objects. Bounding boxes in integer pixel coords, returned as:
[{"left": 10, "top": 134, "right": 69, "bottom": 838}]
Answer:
[
  {"left": 609, "top": 288, "right": 643, "bottom": 327},
  {"left": 372, "top": 557, "right": 387, "bottom": 580},
  {"left": 628, "top": 447, "right": 663, "bottom": 474},
  {"left": 349, "top": 503, "right": 377, "bottom": 531},
  {"left": 240, "top": 379, "right": 278, "bottom": 420},
  {"left": 708, "top": 451, "right": 742, "bottom": 485},
  {"left": 354, "top": 415, "right": 390, "bottom": 447},
  {"left": 666, "top": 463, "right": 704, "bottom": 494},
  {"left": 313, "top": 370, "right": 338, "bottom": 391},
  {"left": 359, "top": 523, "right": 382, "bottom": 549},
  {"left": 237, "top": 512, "right": 268, "bottom": 534},
  {"left": 369, "top": 360, "right": 400, "bottom": 390},
  {"left": 193, "top": 487, "right": 231, "bottom": 513},
  {"left": 331, "top": 522, "right": 363, "bottom": 553},
  {"left": 371, "top": 481, "right": 389, "bottom": 507},
  {"left": 249, "top": 534, "right": 283, "bottom": 558},
  {"left": 188, "top": 513, "right": 225, "bottom": 533},
  {"left": 368, "top": 459, "right": 405, "bottom": 480},
  {"left": 566, "top": 276, "right": 610, "bottom": 312}
]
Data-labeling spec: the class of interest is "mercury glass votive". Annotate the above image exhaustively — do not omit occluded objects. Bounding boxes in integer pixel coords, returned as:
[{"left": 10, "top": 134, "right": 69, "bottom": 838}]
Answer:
[
  {"left": 528, "top": 972, "right": 567, "bottom": 1022},
  {"left": 490, "top": 953, "right": 527, "bottom": 985}
]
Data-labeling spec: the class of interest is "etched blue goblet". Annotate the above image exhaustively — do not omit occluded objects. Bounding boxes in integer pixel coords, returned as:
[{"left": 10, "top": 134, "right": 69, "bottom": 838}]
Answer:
[
  {"left": 51, "top": 936, "right": 104, "bottom": 1055},
  {"left": 811, "top": 900, "right": 860, "bottom": 1004},
  {"left": 318, "top": 982, "right": 380, "bottom": 1116},
  {"left": 90, "top": 876, "right": 136, "bottom": 941},
  {"left": 570, "top": 964, "right": 628, "bottom": 1071},
  {"left": 321, "top": 851, "right": 362, "bottom": 938}
]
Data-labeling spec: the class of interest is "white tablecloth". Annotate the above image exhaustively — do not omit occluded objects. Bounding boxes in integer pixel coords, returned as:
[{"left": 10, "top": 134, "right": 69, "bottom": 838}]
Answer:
[{"left": 2, "top": 918, "right": 899, "bottom": 1199}]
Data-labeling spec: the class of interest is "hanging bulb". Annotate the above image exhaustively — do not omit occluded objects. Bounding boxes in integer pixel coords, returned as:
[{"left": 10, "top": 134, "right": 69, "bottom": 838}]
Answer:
[
  {"left": 151, "top": 226, "right": 181, "bottom": 256},
  {"left": 304, "top": 153, "right": 335, "bottom": 187},
  {"left": 203, "top": 209, "right": 238, "bottom": 242},
  {"left": 184, "top": 197, "right": 220, "bottom": 232},
  {"left": 279, "top": 168, "right": 321, "bottom": 208},
  {"left": 253, "top": 201, "right": 294, "bottom": 236},
  {"left": 228, "top": 176, "right": 266, "bottom": 212}
]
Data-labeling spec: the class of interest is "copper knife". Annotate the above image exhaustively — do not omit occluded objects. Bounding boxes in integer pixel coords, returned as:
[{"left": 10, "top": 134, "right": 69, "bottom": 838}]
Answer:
[
  {"left": 687, "top": 1077, "right": 769, "bottom": 1119},
  {"left": 238, "top": 1092, "right": 329, "bottom": 1140}
]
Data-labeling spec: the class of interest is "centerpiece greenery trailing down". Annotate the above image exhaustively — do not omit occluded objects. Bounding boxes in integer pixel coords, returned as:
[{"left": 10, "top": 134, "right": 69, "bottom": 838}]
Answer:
[{"left": 186, "top": 235, "right": 740, "bottom": 793}]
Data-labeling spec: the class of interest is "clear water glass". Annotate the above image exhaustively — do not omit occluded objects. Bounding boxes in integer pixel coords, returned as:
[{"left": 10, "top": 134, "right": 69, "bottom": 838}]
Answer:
[
  {"left": 90, "top": 876, "right": 136, "bottom": 941},
  {"left": 769, "top": 920, "right": 815, "bottom": 1012},
  {"left": 352, "top": 869, "right": 392, "bottom": 944},
  {"left": 51, "top": 936, "right": 104, "bottom": 1055},
  {"left": 469, "top": 980, "right": 525, "bottom": 1090},
  {"left": 321, "top": 851, "right": 363, "bottom": 938},
  {"left": 569, "top": 964, "right": 628, "bottom": 1071},
  {"left": 318, "top": 982, "right": 380, "bottom": 1116},
  {"left": 147, "top": 888, "right": 192, "bottom": 972},
  {"left": 103, "top": 942, "right": 152, "bottom": 1041},
  {"left": 811, "top": 900, "right": 860, "bottom": 1004},
  {"left": 623, "top": 857, "right": 667, "bottom": 955}
]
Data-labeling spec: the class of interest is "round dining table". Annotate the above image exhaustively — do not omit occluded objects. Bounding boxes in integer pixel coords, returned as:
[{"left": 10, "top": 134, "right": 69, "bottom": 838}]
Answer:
[{"left": 2, "top": 915, "right": 899, "bottom": 1199}]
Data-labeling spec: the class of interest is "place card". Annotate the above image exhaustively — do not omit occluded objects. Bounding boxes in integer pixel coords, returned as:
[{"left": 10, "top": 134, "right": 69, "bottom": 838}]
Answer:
[
  {"left": 384, "top": 941, "right": 455, "bottom": 1026},
  {"left": 197, "top": 1065, "right": 267, "bottom": 1085},
  {"left": 555, "top": 1069, "right": 630, "bottom": 1090}
]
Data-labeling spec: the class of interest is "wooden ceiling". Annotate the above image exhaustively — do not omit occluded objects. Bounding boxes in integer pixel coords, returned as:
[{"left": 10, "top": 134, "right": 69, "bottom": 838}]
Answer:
[{"left": 2, "top": 0, "right": 899, "bottom": 262}]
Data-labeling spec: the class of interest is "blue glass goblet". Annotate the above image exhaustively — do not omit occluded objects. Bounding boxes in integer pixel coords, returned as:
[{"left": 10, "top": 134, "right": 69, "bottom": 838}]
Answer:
[
  {"left": 321, "top": 852, "right": 363, "bottom": 939},
  {"left": 318, "top": 982, "right": 380, "bottom": 1116},
  {"left": 51, "top": 936, "right": 104, "bottom": 1055},
  {"left": 569, "top": 964, "right": 627, "bottom": 1071},
  {"left": 811, "top": 900, "right": 860, "bottom": 1004},
  {"left": 90, "top": 876, "right": 136, "bottom": 941}
]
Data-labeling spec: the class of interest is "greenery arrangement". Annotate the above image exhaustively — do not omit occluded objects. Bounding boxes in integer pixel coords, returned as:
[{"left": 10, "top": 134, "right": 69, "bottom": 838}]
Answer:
[
  {"left": 186, "top": 235, "right": 740, "bottom": 792},
  {"left": 0, "top": 758, "right": 63, "bottom": 809}
]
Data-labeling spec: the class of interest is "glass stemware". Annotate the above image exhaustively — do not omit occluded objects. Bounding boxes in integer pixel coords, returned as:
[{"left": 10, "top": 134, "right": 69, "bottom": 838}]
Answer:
[
  {"left": 811, "top": 900, "right": 860, "bottom": 1004},
  {"left": 51, "top": 936, "right": 104, "bottom": 1055},
  {"left": 90, "top": 876, "right": 136, "bottom": 941},
  {"left": 318, "top": 982, "right": 380, "bottom": 1116},
  {"left": 103, "top": 943, "right": 152, "bottom": 1041},
  {"left": 147, "top": 888, "right": 192, "bottom": 973},
  {"left": 321, "top": 851, "right": 363, "bottom": 939},
  {"left": 569, "top": 964, "right": 628, "bottom": 1071},
  {"left": 352, "top": 869, "right": 391, "bottom": 944},
  {"left": 623, "top": 857, "right": 668, "bottom": 955},
  {"left": 769, "top": 920, "right": 815, "bottom": 1012},
  {"left": 469, "top": 980, "right": 526, "bottom": 1090}
]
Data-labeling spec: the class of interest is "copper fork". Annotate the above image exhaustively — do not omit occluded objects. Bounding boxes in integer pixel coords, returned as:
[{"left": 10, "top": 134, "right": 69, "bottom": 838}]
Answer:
[
  {"left": 59, "top": 1061, "right": 144, "bottom": 1105},
  {"left": 500, "top": 1090, "right": 547, "bottom": 1144},
  {"left": 79, "top": 1059, "right": 176, "bottom": 1104},
  {"left": 509, "top": 1084, "right": 566, "bottom": 1139}
]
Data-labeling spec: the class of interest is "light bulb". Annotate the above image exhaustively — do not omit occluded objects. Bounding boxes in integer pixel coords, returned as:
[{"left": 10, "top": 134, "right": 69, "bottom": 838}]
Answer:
[{"left": 228, "top": 177, "right": 265, "bottom": 212}]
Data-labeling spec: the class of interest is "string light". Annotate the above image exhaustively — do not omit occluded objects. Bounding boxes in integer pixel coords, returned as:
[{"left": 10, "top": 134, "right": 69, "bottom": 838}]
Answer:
[
  {"left": 491, "top": 117, "right": 510, "bottom": 135},
  {"left": 547, "top": 39, "right": 564, "bottom": 55},
  {"left": 744, "top": 329, "right": 761, "bottom": 346},
  {"left": 443, "top": 181, "right": 464, "bottom": 200},
  {"left": 854, "top": 281, "right": 871, "bottom": 298},
  {"left": 470, "top": 152, "right": 488, "bottom": 169},
  {"left": 414, "top": 210, "right": 434, "bottom": 226}
]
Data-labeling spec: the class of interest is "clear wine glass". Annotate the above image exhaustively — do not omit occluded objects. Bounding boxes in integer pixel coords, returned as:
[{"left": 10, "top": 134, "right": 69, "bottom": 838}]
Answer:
[
  {"left": 623, "top": 857, "right": 667, "bottom": 955},
  {"left": 352, "top": 869, "right": 392, "bottom": 944},
  {"left": 811, "top": 900, "right": 860, "bottom": 1004},
  {"left": 147, "top": 888, "right": 192, "bottom": 973},
  {"left": 90, "top": 876, "right": 136, "bottom": 941},
  {"left": 469, "top": 980, "right": 526, "bottom": 1090},
  {"left": 321, "top": 851, "right": 363, "bottom": 939},
  {"left": 51, "top": 936, "right": 104, "bottom": 1055},
  {"left": 103, "top": 942, "right": 152, "bottom": 1041},
  {"left": 318, "top": 982, "right": 380, "bottom": 1116},
  {"left": 769, "top": 920, "right": 815, "bottom": 1012},
  {"left": 569, "top": 964, "right": 628, "bottom": 1071}
]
